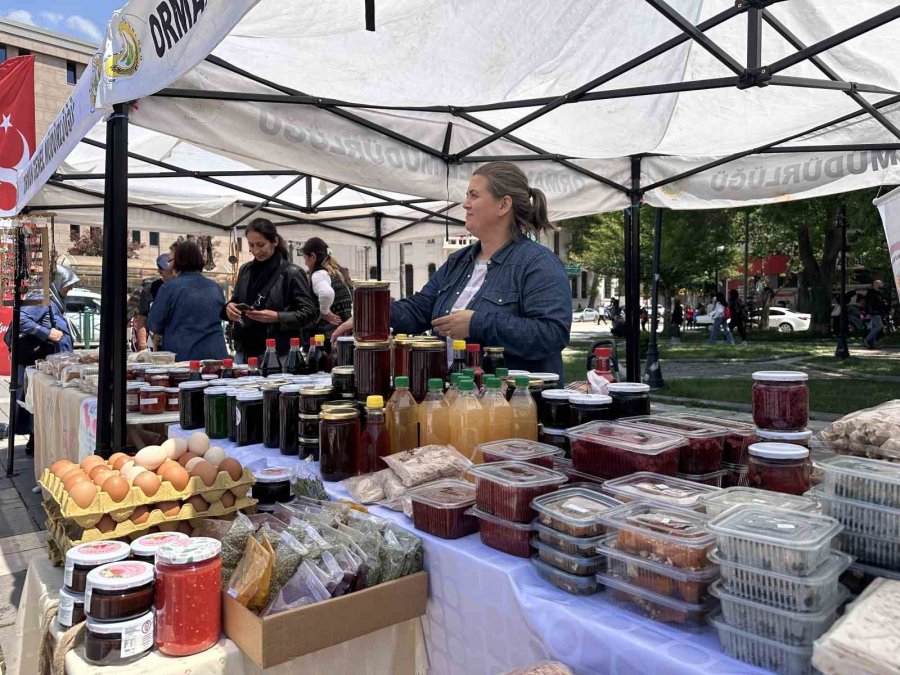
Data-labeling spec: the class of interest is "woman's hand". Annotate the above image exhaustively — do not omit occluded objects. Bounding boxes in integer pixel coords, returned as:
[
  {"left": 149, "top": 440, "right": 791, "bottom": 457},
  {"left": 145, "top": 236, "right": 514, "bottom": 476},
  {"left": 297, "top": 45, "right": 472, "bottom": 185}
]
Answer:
[
  {"left": 321, "top": 311, "right": 342, "bottom": 326},
  {"left": 432, "top": 310, "right": 473, "bottom": 340},
  {"left": 225, "top": 302, "right": 243, "bottom": 322},
  {"left": 331, "top": 318, "right": 353, "bottom": 343},
  {"left": 47, "top": 328, "right": 64, "bottom": 343},
  {"left": 245, "top": 309, "right": 280, "bottom": 324}
]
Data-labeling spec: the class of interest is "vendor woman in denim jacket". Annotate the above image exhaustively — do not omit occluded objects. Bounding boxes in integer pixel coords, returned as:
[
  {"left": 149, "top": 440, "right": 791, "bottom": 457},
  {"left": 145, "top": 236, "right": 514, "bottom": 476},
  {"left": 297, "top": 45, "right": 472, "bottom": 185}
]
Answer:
[{"left": 333, "top": 162, "right": 572, "bottom": 381}]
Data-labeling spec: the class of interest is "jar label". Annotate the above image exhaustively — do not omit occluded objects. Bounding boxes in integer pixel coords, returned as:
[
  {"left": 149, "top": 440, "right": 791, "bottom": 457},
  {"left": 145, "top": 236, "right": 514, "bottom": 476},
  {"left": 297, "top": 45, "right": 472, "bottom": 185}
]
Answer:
[
  {"left": 139, "top": 399, "right": 157, "bottom": 406},
  {"left": 120, "top": 614, "right": 155, "bottom": 658},
  {"left": 84, "top": 586, "right": 92, "bottom": 613},
  {"left": 58, "top": 594, "right": 74, "bottom": 626},
  {"left": 64, "top": 562, "right": 74, "bottom": 587},
  {"left": 168, "top": 399, "right": 178, "bottom": 406}
]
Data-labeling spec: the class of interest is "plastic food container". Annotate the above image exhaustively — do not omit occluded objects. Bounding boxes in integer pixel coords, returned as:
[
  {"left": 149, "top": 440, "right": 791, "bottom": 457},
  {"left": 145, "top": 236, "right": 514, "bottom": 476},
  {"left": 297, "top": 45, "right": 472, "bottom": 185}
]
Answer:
[
  {"left": 531, "top": 556, "right": 602, "bottom": 595},
  {"left": 602, "top": 472, "right": 719, "bottom": 511},
  {"left": 598, "top": 502, "right": 715, "bottom": 570},
  {"left": 808, "top": 485, "right": 900, "bottom": 539},
  {"left": 531, "top": 487, "right": 620, "bottom": 536},
  {"left": 748, "top": 443, "right": 811, "bottom": 495},
  {"left": 833, "top": 529, "right": 900, "bottom": 568},
  {"left": 710, "top": 549, "right": 852, "bottom": 613},
  {"left": 677, "top": 470, "right": 726, "bottom": 488},
  {"left": 598, "top": 572, "right": 715, "bottom": 627},
  {"left": 711, "top": 580, "right": 847, "bottom": 646},
  {"left": 722, "top": 462, "right": 749, "bottom": 488},
  {"left": 58, "top": 586, "right": 86, "bottom": 628},
  {"left": 468, "top": 461, "right": 567, "bottom": 523},
  {"left": 478, "top": 439, "right": 561, "bottom": 469},
  {"left": 552, "top": 457, "right": 605, "bottom": 488},
  {"left": 65, "top": 541, "right": 132, "bottom": 593},
  {"left": 621, "top": 415, "right": 726, "bottom": 473},
  {"left": 752, "top": 371, "right": 809, "bottom": 431},
  {"left": 130, "top": 532, "right": 189, "bottom": 564},
  {"left": 708, "top": 506, "right": 842, "bottom": 575},
  {"left": 756, "top": 428, "right": 813, "bottom": 447},
  {"left": 709, "top": 612, "right": 815, "bottom": 675},
  {"left": 597, "top": 535, "right": 718, "bottom": 604},
  {"left": 608, "top": 382, "right": 651, "bottom": 418},
  {"left": 700, "top": 486, "right": 820, "bottom": 519},
  {"left": 533, "top": 521, "right": 606, "bottom": 556},
  {"left": 84, "top": 612, "right": 155, "bottom": 666},
  {"left": 466, "top": 506, "right": 533, "bottom": 557},
  {"left": 816, "top": 455, "right": 900, "bottom": 508},
  {"left": 567, "top": 421, "right": 685, "bottom": 479},
  {"left": 408, "top": 479, "right": 478, "bottom": 539},
  {"left": 532, "top": 537, "right": 605, "bottom": 576},
  {"left": 663, "top": 414, "right": 757, "bottom": 465},
  {"left": 85, "top": 561, "right": 155, "bottom": 621}
]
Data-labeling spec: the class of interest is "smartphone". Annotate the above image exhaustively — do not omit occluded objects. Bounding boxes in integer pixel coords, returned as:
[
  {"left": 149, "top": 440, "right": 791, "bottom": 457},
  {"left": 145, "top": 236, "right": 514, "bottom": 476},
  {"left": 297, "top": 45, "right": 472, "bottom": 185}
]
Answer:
[{"left": 234, "top": 303, "right": 253, "bottom": 313}]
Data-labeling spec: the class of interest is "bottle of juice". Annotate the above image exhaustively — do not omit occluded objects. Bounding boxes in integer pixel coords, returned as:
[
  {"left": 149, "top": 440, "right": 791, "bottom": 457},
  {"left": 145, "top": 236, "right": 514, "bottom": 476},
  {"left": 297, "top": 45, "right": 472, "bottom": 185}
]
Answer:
[
  {"left": 359, "top": 395, "right": 391, "bottom": 473},
  {"left": 444, "top": 373, "right": 462, "bottom": 407},
  {"left": 449, "top": 340, "right": 467, "bottom": 376},
  {"left": 509, "top": 375, "right": 538, "bottom": 441},
  {"left": 450, "top": 378, "right": 485, "bottom": 462},
  {"left": 386, "top": 376, "right": 419, "bottom": 454},
  {"left": 482, "top": 376, "right": 512, "bottom": 443},
  {"left": 418, "top": 378, "right": 451, "bottom": 446},
  {"left": 495, "top": 367, "right": 510, "bottom": 400},
  {"left": 260, "top": 339, "right": 281, "bottom": 377}
]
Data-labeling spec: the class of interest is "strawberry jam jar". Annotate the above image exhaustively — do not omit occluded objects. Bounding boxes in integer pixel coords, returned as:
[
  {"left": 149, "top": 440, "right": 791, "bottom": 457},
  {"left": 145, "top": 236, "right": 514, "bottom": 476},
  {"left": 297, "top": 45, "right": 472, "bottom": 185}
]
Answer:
[
  {"left": 155, "top": 537, "right": 222, "bottom": 656},
  {"left": 751, "top": 371, "right": 809, "bottom": 431}
]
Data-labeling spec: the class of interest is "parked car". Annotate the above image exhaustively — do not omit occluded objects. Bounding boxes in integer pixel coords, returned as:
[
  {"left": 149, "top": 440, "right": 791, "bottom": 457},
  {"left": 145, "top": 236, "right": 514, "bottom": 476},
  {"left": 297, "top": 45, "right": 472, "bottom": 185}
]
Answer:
[
  {"left": 65, "top": 289, "right": 102, "bottom": 346},
  {"left": 750, "top": 307, "right": 811, "bottom": 333},
  {"left": 572, "top": 308, "right": 600, "bottom": 322}
]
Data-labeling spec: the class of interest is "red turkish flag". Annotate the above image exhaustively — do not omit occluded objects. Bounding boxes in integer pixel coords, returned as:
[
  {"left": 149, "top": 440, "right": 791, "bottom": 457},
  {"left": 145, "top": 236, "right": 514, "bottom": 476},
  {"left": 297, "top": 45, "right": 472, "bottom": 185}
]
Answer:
[{"left": 0, "top": 56, "right": 35, "bottom": 212}]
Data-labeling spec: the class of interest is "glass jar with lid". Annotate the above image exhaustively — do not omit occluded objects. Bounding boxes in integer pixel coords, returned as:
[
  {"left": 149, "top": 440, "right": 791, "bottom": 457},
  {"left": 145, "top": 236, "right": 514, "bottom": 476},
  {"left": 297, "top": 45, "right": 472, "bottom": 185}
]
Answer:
[
  {"left": 409, "top": 340, "right": 447, "bottom": 403},
  {"left": 482, "top": 347, "right": 505, "bottom": 375},
  {"left": 608, "top": 382, "right": 651, "bottom": 418},
  {"left": 85, "top": 561, "right": 155, "bottom": 621},
  {"left": 751, "top": 371, "right": 809, "bottom": 431},
  {"left": 168, "top": 367, "right": 191, "bottom": 385},
  {"left": 331, "top": 366, "right": 356, "bottom": 400},
  {"left": 58, "top": 586, "right": 86, "bottom": 628},
  {"left": 540, "top": 389, "right": 572, "bottom": 428},
  {"left": 392, "top": 335, "right": 412, "bottom": 379},
  {"left": 538, "top": 427, "right": 570, "bottom": 458},
  {"left": 278, "top": 384, "right": 302, "bottom": 456},
  {"left": 65, "top": 540, "right": 131, "bottom": 593},
  {"left": 84, "top": 612, "right": 155, "bottom": 666},
  {"left": 335, "top": 336, "right": 355, "bottom": 367},
  {"left": 155, "top": 537, "right": 222, "bottom": 656},
  {"left": 747, "top": 442, "right": 811, "bottom": 495},
  {"left": 262, "top": 384, "right": 282, "bottom": 448},
  {"left": 145, "top": 368, "right": 171, "bottom": 388},
  {"left": 203, "top": 386, "right": 230, "bottom": 439},
  {"left": 319, "top": 408, "right": 361, "bottom": 481},
  {"left": 354, "top": 340, "right": 392, "bottom": 401},
  {"left": 126, "top": 382, "right": 148, "bottom": 413},
  {"left": 138, "top": 386, "right": 167, "bottom": 415},
  {"left": 569, "top": 394, "right": 613, "bottom": 425},
  {"left": 235, "top": 391, "right": 264, "bottom": 446},
  {"left": 299, "top": 385, "right": 334, "bottom": 414},
  {"left": 130, "top": 531, "right": 189, "bottom": 564},
  {"left": 252, "top": 467, "right": 293, "bottom": 509},
  {"left": 178, "top": 381, "right": 208, "bottom": 430},
  {"left": 164, "top": 387, "right": 180, "bottom": 412},
  {"left": 226, "top": 388, "right": 241, "bottom": 442},
  {"left": 353, "top": 280, "right": 391, "bottom": 341}
]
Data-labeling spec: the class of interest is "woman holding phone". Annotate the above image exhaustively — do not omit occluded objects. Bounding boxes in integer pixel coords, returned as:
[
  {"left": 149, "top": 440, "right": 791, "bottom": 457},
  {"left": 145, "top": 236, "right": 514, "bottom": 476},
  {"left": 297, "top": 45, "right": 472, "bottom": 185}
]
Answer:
[{"left": 223, "top": 218, "right": 318, "bottom": 362}]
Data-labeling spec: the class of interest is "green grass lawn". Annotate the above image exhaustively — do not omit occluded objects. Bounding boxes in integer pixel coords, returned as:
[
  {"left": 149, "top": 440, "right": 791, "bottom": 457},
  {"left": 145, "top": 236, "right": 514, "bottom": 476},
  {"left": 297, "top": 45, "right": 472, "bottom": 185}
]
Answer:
[{"left": 801, "top": 355, "right": 900, "bottom": 377}]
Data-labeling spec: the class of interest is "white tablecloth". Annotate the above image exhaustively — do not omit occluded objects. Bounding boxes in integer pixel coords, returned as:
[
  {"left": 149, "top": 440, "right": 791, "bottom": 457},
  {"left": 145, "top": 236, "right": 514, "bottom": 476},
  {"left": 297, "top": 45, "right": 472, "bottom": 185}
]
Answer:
[{"left": 168, "top": 426, "right": 768, "bottom": 675}]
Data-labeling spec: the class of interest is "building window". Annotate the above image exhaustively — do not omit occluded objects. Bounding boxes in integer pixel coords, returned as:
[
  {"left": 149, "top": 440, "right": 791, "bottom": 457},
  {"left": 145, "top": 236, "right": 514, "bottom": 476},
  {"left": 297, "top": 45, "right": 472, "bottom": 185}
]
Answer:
[
  {"left": 369, "top": 266, "right": 378, "bottom": 280},
  {"left": 553, "top": 232, "right": 560, "bottom": 256},
  {"left": 66, "top": 61, "right": 77, "bottom": 85},
  {"left": 427, "top": 262, "right": 436, "bottom": 280},
  {"left": 149, "top": 232, "right": 160, "bottom": 247},
  {"left": 90, "top": 227, "right": 101, "bottom": 239},
  {"left": 604, "top": 276, "right": 612, "bottom": 298},
  {"left": 404, "top": 264, "right": 414, "bottom": 299},
  {"left": 571, "top": 277, "right": 578, "bottom": 299},
  {"left": 69, "top": 224, "right": 80, "bottom": 242},
  {"left": 581, "top": 271, "right": 589, "bottom": 298},
  {"left": 17, "top": 49, "right": 30, "bottom": 57},
  {"left": 131, "top": 230, "right": 140, "bottom": 243},
  {"left": 0, "top": 45, "right": 6, "bottom": 64}
]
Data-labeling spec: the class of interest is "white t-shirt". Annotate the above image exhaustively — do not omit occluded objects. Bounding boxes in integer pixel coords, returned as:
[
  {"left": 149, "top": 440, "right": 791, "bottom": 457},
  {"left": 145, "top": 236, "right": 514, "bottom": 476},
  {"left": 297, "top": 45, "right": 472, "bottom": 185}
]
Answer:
[
  {"left": 446, "top": 260, "right": 489, "bottom": 364},
  {"left": 311, "top": 270, "right": 335, "bottom": 314}
]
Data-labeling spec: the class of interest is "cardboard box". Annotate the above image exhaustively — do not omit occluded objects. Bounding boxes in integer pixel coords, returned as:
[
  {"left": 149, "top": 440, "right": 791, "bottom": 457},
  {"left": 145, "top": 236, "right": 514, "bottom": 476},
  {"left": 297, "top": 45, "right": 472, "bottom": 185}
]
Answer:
[{"left": 223, "top": 571, "right": 428, "bottom": 668}]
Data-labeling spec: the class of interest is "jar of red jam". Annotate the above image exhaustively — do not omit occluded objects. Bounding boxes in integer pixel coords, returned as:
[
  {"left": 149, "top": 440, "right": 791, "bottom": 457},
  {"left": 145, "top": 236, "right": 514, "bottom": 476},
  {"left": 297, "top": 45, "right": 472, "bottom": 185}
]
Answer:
[
  {"left": 354, "top": 340, "right": 392, "bottom": 401},
  {"left": 85, "top": 561, "right": 155, "bottom": 621},
  {"left": 65, "top": 540, "right": 132, "bottom": 593},
  {"left": 85, "top": 612, "right": 154, "bottom": 666},
  {"left": 755, "top": 428, "right": 813, "bottom": 448},
  {"left": 164, "top": 387, "right": 180, "bottom": 412},
  {"left": 126, "top": 382, "right": 148, "bottom": 413},
  {"left": 139, "top": 386, "right": 167, "bottom": 415},
  {"left": 168, "top": 367, "right": 191, "bottom": 385},
  {"left": 751, "top": 371, "right": 809, "bottom": 431},
  {"left": 155, "top": 537, "right": 222, "bottom": 656},
  {"left": 145, "top": 368, "right": 171, "bottom": 388},
  {"left": 130, "top": 531, "right": 189, "bottom": 564},
  {"left": 201, "top": 359, "right": 224, "bottom": 377},
  {"left": 747, "top": 442, "right": 811, "bottom": 495},
  {"left": 353, "top": 281, "right": 391, "bottom": 341}
]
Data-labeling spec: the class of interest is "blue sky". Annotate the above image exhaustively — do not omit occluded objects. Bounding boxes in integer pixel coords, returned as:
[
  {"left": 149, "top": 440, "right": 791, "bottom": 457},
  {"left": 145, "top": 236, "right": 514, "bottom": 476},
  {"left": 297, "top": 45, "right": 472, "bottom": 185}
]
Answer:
[{"left": 0, "top": 1, "right": 123, "bottom": 44}]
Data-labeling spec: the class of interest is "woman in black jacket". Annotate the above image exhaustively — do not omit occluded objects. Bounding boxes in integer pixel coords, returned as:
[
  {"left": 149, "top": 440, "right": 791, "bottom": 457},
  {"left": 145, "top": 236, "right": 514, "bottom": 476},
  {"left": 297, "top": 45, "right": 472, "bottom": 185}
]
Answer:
[{"left": 224, "top": 218, "right": 317, "bottom": 362}]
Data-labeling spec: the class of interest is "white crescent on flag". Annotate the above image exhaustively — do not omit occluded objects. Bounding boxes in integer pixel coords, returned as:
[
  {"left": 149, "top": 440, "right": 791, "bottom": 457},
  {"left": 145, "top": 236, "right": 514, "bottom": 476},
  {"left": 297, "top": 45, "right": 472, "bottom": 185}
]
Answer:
[{"left": 0, "top": 117, "right": 31, "bottom": 200}]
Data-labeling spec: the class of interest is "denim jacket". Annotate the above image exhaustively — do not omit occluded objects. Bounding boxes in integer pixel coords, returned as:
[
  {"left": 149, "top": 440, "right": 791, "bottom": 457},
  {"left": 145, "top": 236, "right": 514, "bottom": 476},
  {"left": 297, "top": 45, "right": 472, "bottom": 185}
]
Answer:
[
  {"left": 391, "top": 237, "right": 572, "bottom": 382},
  {"left": 148, "top": 272, "right": 228, "bottom": 361}
]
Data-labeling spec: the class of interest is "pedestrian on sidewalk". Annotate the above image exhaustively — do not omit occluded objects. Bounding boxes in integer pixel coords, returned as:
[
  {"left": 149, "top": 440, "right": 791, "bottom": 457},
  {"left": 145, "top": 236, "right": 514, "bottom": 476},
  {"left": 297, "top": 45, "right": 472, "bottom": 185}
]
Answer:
[
  {"left": 728, "top": 289, "right": 748, "bottom": 345},
  {"left": 707, "top": 292, "right": 735, "bottom": 345},
  {"left": 671, "top": 299, "right": 683, "bottom": 344},
  {"left": 684, "top": 305, "right": 694, "bottom": 330},
  {"left": 864, "top": 280, "right": 887, "bottom": 348}
]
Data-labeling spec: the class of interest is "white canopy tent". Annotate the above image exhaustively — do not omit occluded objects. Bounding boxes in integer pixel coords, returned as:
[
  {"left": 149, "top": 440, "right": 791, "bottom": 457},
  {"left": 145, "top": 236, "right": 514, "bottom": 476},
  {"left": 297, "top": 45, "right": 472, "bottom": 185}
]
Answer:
[{"left": 8, "top": 0, "right": 900, "bottom": 455}]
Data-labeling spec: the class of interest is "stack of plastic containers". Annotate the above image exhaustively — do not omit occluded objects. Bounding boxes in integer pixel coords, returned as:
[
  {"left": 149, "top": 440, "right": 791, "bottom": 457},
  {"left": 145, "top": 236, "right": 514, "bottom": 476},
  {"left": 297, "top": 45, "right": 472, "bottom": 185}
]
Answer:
[
  {"left": 707, "top": 506, "right": 847, "bottom": 674},
  {"left": 529, "top": 487, "right": 620, "bottom": 595},
  {"left": 663, "top": 414, "right": 758, "bottom": 488},
  {"left": 812, "top": 455, "right": 900, "bottom": 575},
  {"left": 465, "top": 461, "right": 566, "bottom": 558},
  {"left": 595, "top": 502, "right": 719, "bottom": 626},
  {"left": 565, "top": 421, "right": 686, "bottom": 480},
  {"left": 602, "top": 472, "right": 720, "bottom": 511},
  {"left": 619, "top": 415, "right": 728, "bottom": 486},
  {"left": 478, "top": 439, "right": 563, "bottom": 469}
]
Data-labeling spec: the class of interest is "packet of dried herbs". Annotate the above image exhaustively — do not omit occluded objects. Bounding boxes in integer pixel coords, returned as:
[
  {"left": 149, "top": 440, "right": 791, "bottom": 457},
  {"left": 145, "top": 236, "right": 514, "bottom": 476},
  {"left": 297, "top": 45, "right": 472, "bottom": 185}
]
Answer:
[
  {"left": 226, "top": 535, "right": 268, "bottom": 607},
  {"left": 220, "top": 512, "right": 255, "bottom": 584},
  {"left": 248, "top": 532, "right": 276, "bottom": 611},
  {"left": 265, "top": 531, "right": 308, "bottom": 606},
  {"left": 261, "top": 561, "right": 330, "bottom": 617}
]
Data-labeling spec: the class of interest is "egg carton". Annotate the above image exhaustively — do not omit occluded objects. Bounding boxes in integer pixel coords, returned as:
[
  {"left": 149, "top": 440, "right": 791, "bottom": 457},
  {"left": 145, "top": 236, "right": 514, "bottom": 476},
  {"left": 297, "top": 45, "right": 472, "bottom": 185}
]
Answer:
[
  {"left": 44, "top": 495, "right": 258, "bottom": 550},
  {"left": 38, "top": 467, "right": 255, "bottom": 527}
]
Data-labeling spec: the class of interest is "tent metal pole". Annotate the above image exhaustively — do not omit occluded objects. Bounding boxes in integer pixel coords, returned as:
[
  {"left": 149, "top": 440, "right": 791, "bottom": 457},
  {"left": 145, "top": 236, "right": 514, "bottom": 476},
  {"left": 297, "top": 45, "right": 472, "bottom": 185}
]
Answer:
[
  {"left": 747, "top": 6, "right": 762, "bottom": 71},
  {"left": 374, "top": 214, "right": 383, "bottom": 280},
  {"left": 5, "top": 228, "right": 24, "bottom": 478},
  {"left": 53, "top": 169, "right": 304, "bottom": 180},
  {"left": 625, "top": 157, "right": 642, "bottom": 382},
  {"left": 644, "top": 208, "right": 664, "bottom": 388},
  {"left": 760, "top": 144, "right": 900, "bottom": 153},
  {"left": 743, "top": 211, "right": 750, "bottom": 308},
  {"left": 229, "top": 175, "right": 306, "bottom": 229},
  {"left": 315, "top": 198, "right": 435, "bottom": 212},
  {"left": 312, "top": 184, "right": 346, "bottom": 209},
  {"left": 835, "top": 205, "right": 850, "bottom": 359},
  {"left": 768, "top": 76, "right": 898, "bottom": 96},
  {"left": 382, "top": 203, "right": 461, "bottom": 240}
]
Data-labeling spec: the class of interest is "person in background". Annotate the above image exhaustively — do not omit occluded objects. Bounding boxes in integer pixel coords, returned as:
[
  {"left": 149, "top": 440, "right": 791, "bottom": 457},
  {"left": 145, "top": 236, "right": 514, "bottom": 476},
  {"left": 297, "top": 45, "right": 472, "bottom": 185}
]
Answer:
[
  {"left": 684, "top": 304, "right": 694, "bottom": 330},
  {"left": 864, "top": 280, "right": 886, "bottom": 349},
  {"left": 331, "top": 161, "right": 571, "bottom": 380},
  {"left": 707, "top": 291, "right": 735, "bottom": 345},
  {"left": 728, "top": 289, "right": 748, "bottom": 345},
  {"left": 300, "top": 237, "right": 353, "bottom": 343},
  {"left": 671, "top": 299, "right": 683, "bottom": 344},
  {"left": 640, "top": 306, "right": 649, "bottom": 332},
  {"left": 224, "top": 218, "right": 318, "bottom": 362},
  {"left": 133, "top": 253, "right": 175, "bottom": 351},
  {"left": 147, "top": 241, "right": 228, "bottom": 361}
]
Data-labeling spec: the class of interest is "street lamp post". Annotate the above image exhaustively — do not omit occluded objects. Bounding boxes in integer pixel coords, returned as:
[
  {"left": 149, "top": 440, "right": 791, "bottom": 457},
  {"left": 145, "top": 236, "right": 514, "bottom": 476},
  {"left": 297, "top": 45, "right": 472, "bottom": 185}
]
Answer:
[{"left": 835, "top": 205, "right": 850, "bottom": 359}]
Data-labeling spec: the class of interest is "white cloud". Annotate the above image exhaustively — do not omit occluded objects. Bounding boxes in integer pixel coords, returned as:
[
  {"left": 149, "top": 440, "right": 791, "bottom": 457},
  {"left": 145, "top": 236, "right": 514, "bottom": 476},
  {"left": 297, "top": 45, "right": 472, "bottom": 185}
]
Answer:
[
  {"left": 4, "top": 10, "right": 36, "bottom": 25},
  {"left": 65, "top": 15, "right": 102, "bottom": 41},
  {"left": 39, "top": 11, "right": 63, "bottom": 26}
]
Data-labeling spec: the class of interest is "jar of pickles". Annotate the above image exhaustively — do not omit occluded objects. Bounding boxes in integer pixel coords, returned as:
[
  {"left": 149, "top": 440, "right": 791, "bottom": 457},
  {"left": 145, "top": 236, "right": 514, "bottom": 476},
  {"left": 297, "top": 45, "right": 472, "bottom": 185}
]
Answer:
[
  {"left": 353, "top": 281, "right": 391, "bottom": 341},
  {"left": 335, "top": 336, "right": 355, "bottom": 367},
  {"left": 751, "top": 371, "right": 809, "bottom": 431},
  {"left": 279, "top": 384, "right": 301, "bottom": 456},
  {"left": 482, "top": 347, "right": 505, "bottom": 375},
  {"left": 235, "top": 391, "right": 264, "bottom": 446},
  {"left": 226, "top": 388, "right": 240, "bottom": 442},
  {"left": 331, "top": 366, "right": 356, "bottom": 400},
  {"left": 203, "top": 387, "right": 230, "bottom": 439},
  {"left": 319, "top": 408, "right": 361, "bottom": 481},
  {"left": 608, "top": 382, "right": 651, "bottom": 418},
  {"left": 262, "top": 384, "right": 282, "bottom": 449},
  {"left": 747, "top": 442, "right": 811, "bottom": 495},
  {"left": 409, "top": 340, "right": 447, "bottom": 403},
  {"left": 354, "top": 340, "right": 392, "bottom": 401},
  {"left": 178, "top": 381, "right": 208, "bottom": 429}
]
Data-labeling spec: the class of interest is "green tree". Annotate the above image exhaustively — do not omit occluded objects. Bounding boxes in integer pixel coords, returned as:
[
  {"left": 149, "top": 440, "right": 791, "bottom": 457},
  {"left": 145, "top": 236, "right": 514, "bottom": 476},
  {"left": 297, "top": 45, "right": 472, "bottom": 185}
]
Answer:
[{"left": 68, "top": 228, "right": 144, "bottom": 258}]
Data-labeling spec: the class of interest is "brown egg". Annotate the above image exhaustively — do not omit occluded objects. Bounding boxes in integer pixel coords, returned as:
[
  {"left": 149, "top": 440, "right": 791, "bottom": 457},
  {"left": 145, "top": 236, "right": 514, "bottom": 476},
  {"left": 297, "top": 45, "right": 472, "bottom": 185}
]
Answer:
[
  {"left": 158, "top": 521, "right": 179, "bottom": 532},
  {"left": 190, "top": 460, "right": 218, "bottom": 488},
  {"left": 88, "top": 464, "right": 109, "bottom": 481},
  {"left": 218, "top": 458, "right": 243, "bottom": 482},
  {"left": 108, "top": 452, "right": 126, "bottom": 465},
  {"left": 69, "top": 481, "right": 97, "bottom": 508},
  {"left": 183, "top": 456, "right": 205, "bottom": 474},
  {"left": 96, "top": 514, "right": 117, "bottom": 533},
  {"left": 92, "top": 469, "right": 114, "bottom": 487},
  {"left": 186, "top": 494, "right": 209, "bottom": 514},
  {"left": 129, "top": 505, "right": 150, "bottom": 525},
  {"left": 111, "top": 455, "right": 132, "bottom": 472},
  {"left": 157, "top": 501, "right": 181, "bottom": 518},
  {"left": 102, "top": 475, "right": 130, "bottom": 502},
  {"left": 133, "top": 472, "right": 160, "bottom": 497},
  {"left": 81, "top": 455, "right": 105, "bottom": 473},
  {"left": 177, "top": 451, "right": 199, "bottom": 467},
  {"left": 60, "top": 466, "right": 82, "bottom": 482},
  {"left": 51, "top": 460, "right": 75, "bottom": 477},
  {"left": 160, "top": 463, "right": 190, "bottom": 492},
  {"left": 219, "top": 491, "right": 236, "bottom": 508},
  {"left": 175, "top": 521, "right": 193, "bottom": 536},
  {"left": 155, "top": 460, "right": 176, "bottom": 475}
]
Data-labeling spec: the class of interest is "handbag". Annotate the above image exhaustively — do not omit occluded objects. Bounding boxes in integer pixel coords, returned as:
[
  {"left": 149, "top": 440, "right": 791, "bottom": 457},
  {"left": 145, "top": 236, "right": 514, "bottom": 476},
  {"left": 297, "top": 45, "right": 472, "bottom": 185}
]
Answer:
[{"left": 4, "top": 304, "right": 60, "bottom": 366}]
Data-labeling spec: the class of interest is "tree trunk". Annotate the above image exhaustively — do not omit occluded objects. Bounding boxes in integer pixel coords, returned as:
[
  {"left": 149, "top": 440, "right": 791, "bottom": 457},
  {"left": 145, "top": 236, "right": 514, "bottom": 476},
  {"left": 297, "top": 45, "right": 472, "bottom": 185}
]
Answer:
[
  {"left": 588, "top": 272, "right": 600, "bottom": 309},
  {"left": 797, "top": 206, "right": 842, "bottom": 334}
]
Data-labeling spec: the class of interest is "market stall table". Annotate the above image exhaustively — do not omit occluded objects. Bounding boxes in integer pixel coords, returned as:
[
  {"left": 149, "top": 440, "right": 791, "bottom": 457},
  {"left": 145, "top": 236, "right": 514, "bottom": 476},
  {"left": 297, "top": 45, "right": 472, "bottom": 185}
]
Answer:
[{"left": 167, "top": 425, "right": 770, "bottom": 675}]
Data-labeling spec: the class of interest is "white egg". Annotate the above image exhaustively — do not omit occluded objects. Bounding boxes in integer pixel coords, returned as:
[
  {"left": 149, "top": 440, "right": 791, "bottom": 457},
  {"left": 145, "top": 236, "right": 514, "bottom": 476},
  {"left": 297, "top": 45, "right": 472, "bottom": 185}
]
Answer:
[
  {"left": 204, "top": 446, "right": 226, "bottom": 466},
  {"left": 187, "top": 432, "right": 210, "bottom": 456},
  {"left": 161, "top": 438, "right": 187, "bottom": 461},
  {"left": 134, "top": 445, "right": 166, "bottom": 471},
  {"left": 123, "top": 464, "right": 148, "bottom": 483}
]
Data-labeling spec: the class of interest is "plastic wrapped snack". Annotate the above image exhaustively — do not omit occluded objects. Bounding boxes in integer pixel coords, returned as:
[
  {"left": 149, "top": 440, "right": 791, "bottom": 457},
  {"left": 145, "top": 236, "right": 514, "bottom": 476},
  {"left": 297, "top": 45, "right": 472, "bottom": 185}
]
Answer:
[
  {"left": 382, "top": 445, "right": 472, "bottom": 487},
  {"left": 598, "top": 502, "right": 715, "bottom": 571},
  {"left": 710, "top": 612, "right": 816, "bottom": 675},
  {"left": 816, "top": 455, "right": 900, "bottom": 508},
  {"left": 531, "top": 557, "right": 602, "bottom": 596},
  {"left": 408, "top": 479, "right": 478, "bottom": 539},
  {"left": 599, "top": 572, "right": 715, "bottom": 627},
  {"left": 343, "top": 474, "right": 386, "bottom": 504},
  {"left": 700, "top": 486, "right": 820, "bottom": 519},
  {"left": 531, "top": 488, "right": 620, "bottom": 536},
  {"left": 819, "top": 399, "right": 900, "bottom": 462},
  {"left": 708, "top": 506, "right": 842, "bottom": 575},
  {"left": 566, "top": 421, "right": 684, "bottom": 479},
  {"left": 531, "top": 538, "right": 605, "bottom": 576},
  {"left": 467, "top": 507, "right": 534, "bottom": 557},
  {"left": 664, "top": 414, "right": 758, "bottom": 465},
  {"left": 478, "top": 439, "right": 562, "bottom": 469},
  {"left": 602, "top": 472, "right": 718, "bottom": 511},
  {"left": 620, "top": 416, "right": 726, "bottom": 474},
  {"left": 469, "top": 461, "right": 567, "bottom": 523}
]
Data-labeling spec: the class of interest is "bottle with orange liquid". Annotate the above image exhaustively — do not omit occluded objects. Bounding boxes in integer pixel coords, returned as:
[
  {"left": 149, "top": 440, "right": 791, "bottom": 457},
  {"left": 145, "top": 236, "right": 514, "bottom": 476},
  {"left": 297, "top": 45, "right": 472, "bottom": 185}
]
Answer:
[
  {"left": 481, "top": 376, "right": 512, "bottom": 443},
  {"left": 450, "top": 378, "right": 485, "bottom": 462},
  {"left": 444, "top": 373, "right": 462, "bottom": 407},
  {"left": 509, "top": 375, "right": 538, "bottom": 441},
  {"left": 386, "top": 376, "right": 419, "bottom": 453},
  {"left": 418, "top": 378, "right": 451, "bottom": 446},
  {"left": 359, "top": 395, "right": 391, "bottom": 473}
]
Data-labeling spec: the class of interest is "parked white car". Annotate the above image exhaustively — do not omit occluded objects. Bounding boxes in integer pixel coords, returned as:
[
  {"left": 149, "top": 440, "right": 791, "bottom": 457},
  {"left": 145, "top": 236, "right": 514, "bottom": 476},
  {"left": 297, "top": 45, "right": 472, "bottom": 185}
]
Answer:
[
  {"left": 65, "top": 289, "right": 102, "bottom": 346},
  {"left": 572, "top": 308, "right": 600, "bottom": 322},
  {"left": 751, "top": 307, "right": 811, "bottom": 333}
]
